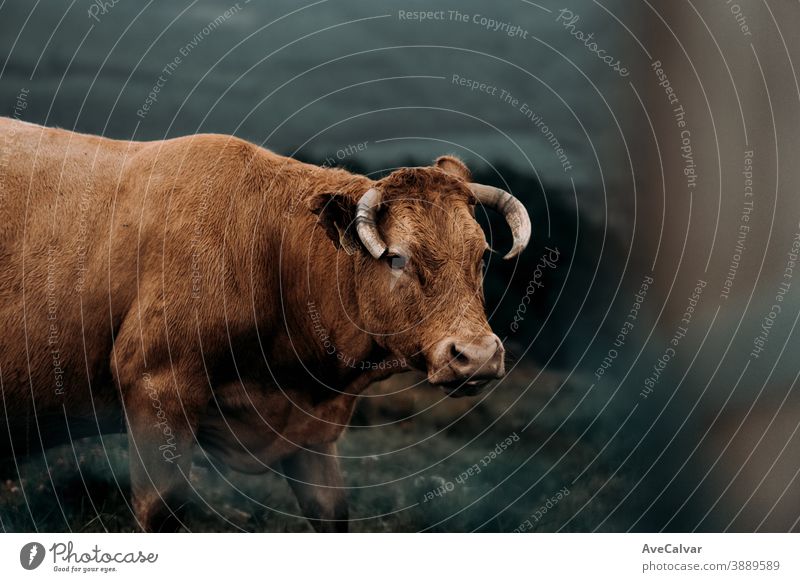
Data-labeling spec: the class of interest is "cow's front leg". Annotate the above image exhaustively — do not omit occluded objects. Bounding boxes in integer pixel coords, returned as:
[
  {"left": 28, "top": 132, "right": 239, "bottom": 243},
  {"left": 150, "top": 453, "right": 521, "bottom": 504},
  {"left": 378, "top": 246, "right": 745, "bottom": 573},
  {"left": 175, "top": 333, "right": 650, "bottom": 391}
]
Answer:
[
  {"left": 282, "top": 442, "right": 349, "bottom": 532},
  {"left": 123, "top": 369, "right": 206, "bottom": 532}
]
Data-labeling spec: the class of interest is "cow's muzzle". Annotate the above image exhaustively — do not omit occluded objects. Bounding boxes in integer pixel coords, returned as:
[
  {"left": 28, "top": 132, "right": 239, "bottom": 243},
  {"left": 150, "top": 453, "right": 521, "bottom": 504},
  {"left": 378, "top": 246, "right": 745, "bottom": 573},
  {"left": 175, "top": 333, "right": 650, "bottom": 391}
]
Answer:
[{"left": 426, "top": 334, "right": 505, "bottom": 397}]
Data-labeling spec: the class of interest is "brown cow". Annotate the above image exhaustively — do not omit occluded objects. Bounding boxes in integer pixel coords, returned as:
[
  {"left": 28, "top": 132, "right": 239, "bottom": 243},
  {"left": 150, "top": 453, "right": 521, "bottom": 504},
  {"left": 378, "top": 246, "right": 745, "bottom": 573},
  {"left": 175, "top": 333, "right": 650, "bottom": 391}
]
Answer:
[{"left": 0, "top": 117, "right": 530, "bottom": 531}]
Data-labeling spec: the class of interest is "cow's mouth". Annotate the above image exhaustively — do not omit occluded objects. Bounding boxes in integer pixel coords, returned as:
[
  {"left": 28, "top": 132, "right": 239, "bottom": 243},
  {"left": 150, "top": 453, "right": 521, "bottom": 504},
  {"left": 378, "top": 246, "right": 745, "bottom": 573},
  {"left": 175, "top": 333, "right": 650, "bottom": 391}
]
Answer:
[{"left": 435, "top": 378, "right": 491, "bottom": 398}]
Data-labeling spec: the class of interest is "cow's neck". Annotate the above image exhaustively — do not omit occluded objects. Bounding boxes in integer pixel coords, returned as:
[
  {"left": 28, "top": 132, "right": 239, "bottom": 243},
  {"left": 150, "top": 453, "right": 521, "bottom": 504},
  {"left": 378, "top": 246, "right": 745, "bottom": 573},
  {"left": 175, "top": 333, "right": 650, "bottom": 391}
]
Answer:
[
  {"left": 301, "top": 246, "right": 390, "bottom": 390},
  {"left": 270, "top": 172, "right": 390, "bottom": 392}
]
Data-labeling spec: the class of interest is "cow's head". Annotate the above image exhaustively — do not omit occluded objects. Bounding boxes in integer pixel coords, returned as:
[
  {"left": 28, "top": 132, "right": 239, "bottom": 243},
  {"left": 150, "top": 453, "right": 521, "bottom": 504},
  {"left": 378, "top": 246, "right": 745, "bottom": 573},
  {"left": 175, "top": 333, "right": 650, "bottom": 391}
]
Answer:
[{"left": 310, "top": 156, "right": 530, "bottom": 397}]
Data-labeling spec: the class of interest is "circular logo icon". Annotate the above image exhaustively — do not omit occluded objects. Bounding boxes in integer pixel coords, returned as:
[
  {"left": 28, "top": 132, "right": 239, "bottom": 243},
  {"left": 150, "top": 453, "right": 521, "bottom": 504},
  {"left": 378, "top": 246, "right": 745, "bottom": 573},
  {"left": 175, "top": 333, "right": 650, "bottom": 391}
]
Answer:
[{"left": 20, "top": 542, "right": 46, "bottom": 570}]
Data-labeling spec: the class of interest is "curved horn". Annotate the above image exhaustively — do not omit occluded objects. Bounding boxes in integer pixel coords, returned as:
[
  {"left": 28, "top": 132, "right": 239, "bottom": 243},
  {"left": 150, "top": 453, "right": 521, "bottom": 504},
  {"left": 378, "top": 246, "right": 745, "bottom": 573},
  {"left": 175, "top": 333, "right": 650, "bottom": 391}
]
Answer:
[
  {"left": 468, "top": 183, "right": 531, "bottom": 260},
  {"left": 355, "top": 187, "right": 387, "bottom": 259}
]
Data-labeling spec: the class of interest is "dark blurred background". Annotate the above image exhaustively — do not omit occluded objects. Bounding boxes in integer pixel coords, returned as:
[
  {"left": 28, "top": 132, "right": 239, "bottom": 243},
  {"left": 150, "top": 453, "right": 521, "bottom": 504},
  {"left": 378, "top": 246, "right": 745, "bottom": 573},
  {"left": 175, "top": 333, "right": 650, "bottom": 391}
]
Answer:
[{"left": 2, "top": 0, "right": 799, "bottom": 533}]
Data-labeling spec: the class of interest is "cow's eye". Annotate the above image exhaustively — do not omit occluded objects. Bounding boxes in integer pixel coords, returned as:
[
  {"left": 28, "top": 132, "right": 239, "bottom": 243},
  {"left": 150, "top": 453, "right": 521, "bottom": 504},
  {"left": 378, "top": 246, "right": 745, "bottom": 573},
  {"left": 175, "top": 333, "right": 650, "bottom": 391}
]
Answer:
[{"left": 386, "top": 253, "right": 408, "bottom": 270}]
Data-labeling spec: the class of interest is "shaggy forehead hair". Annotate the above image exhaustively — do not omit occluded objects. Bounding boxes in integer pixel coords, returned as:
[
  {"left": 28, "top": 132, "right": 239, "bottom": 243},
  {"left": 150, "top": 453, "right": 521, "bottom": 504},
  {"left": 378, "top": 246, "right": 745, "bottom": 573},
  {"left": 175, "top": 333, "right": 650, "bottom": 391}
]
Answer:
[
  {"left": 377, "top": 166, "right": 476, "bottom": 205},
  {"left": 377, "top": 166, "right": 487, "bottom": 271}
]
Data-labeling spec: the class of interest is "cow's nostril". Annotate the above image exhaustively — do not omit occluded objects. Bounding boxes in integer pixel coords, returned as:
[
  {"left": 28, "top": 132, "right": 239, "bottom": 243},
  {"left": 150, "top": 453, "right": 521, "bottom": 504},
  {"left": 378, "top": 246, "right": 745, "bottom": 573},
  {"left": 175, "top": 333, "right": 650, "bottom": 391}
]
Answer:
[{"left": 450, "top": 342, "right": 470, "bottom": 364}]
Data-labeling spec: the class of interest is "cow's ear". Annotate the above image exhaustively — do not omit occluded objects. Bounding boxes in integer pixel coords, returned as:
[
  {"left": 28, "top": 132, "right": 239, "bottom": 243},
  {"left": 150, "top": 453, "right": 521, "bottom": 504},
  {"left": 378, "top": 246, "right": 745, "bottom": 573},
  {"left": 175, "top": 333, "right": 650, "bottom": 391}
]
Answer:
[
  {"left": 308, "top": 193, "right": 361, "bottom": 255},
  {"left": 434, "top": 155, "right": 472, "bottom": 181}
]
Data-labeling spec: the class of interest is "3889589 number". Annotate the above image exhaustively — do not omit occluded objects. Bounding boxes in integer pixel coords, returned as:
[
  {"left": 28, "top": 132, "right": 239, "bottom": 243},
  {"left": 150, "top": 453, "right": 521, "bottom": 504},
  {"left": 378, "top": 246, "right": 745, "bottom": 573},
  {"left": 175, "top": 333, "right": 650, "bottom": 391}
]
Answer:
[{"left": 730, "top": 560, "right": 780, "bottom": 571}]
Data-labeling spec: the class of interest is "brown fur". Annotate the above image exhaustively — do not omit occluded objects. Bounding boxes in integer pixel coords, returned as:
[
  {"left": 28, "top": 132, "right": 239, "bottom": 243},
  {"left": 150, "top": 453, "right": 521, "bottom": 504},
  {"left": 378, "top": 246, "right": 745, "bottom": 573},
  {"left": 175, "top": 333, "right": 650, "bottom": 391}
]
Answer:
[{"left": 0, "top": 119, "right": 500, "bottom": 531}]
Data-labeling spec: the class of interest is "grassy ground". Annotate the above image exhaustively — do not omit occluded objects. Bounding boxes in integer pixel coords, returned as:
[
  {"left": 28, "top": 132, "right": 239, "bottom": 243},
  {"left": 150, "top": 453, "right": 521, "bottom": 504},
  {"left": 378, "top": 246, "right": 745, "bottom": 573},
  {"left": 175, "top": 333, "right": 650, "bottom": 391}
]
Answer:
[{"left": 0, "top": 364, "right": 631, "bottom": 532}]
